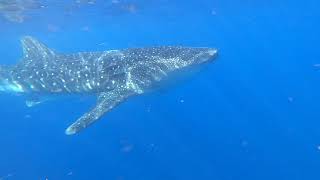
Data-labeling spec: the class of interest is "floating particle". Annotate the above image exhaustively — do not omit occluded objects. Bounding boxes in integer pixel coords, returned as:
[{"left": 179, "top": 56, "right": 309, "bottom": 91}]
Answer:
[
  {"left": 75, "top": 0, "right": 96, "bottom": 5},
  {"left": 146, "top": 106, "right": 151, "bottom": 112},
  {"left": 98, "top": 42, "right": 107, "bottom": 46},
  {"left": 146, "top": 143, "right": 157, "bottom": 152},
  {"left": 47, "top": 24, "right": 61, "bottom": 32},
  {"left": 287, "top": 97, "right": 294, "bottom": 103},
  {"left": 314, "top": 64, "right": 320, "bottom": 68},
  {"left": 211, "top": 10, "right": 217, "bottom": 15},
  {"left": 87, "top": 0, "right": 96, "bottom": 5},
  {"left": 149, "top": 143, "right": 155, "bottom": 148},
  {"left": 117, "top": 176, "right": 125, "bottom": 180},
  {"left": 121, "top": 145, "right": 133, "bottom": 153},
  {"left": 81, "top": 26, "right": 90, "bottom": 32},
  {"left": 241, "top": 140, "right": 248, "bottom": 147},
  {"left": 122, "top": 3, "right": 137, "bottom": 14},
  {"left": 24, "top": 114, "right": 32, "bottom": 119},
  {"left": 120, "top": 140, "right": 134, "bottom": 153},
  {"left": 112, "top": 0, "right": 120, "bottom": 4},
  {"left": 0, "top": 173, "right": 13, "bottom": 180}
]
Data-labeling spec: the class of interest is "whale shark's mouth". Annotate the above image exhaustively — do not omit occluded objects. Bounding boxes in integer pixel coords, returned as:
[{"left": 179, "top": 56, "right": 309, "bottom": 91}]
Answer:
[{"left": 195, "top": 48, "right": 218, "bottom": 64}]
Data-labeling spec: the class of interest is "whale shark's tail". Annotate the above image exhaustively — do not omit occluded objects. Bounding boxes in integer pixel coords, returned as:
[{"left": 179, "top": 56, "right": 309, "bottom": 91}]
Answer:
[
  {"left": 0, "top": 65, "right": 11, "bottom": 80},
  {"left": 0, "top": 65, "right": 19, "bottom": 92},
  {"left": 0, "top": 66, "right": 6, "bottom": 86}
]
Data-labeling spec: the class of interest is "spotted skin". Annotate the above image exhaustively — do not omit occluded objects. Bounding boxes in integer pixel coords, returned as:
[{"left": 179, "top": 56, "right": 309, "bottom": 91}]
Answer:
[{"left": 0, "top": 36, "right": 218, "bottom": 135}]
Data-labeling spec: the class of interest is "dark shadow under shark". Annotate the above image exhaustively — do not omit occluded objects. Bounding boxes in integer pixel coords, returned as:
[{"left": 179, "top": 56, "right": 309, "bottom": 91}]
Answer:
[{"left": 0, "top": 36, "right": 218, "bottom": 135}]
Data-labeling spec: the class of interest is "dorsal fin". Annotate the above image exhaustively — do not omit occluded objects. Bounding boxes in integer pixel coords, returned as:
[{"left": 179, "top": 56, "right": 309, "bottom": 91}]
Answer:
[{"left": 21, "top": 36, "right": 56, "bottom": 61}]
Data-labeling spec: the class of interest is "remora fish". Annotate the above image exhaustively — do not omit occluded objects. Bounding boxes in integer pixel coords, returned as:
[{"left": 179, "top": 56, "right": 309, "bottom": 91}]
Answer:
[{"left": 0, "top": 36, "right": 218, "bottom": 135}]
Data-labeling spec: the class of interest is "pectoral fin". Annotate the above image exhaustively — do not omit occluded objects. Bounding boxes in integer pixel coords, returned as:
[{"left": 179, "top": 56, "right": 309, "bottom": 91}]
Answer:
[{"left": 65, "top": 89, "right": 132, "bottom": 135}]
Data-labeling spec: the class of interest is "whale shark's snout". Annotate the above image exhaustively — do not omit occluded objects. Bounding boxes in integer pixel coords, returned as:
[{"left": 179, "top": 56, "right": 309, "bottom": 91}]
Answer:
[
  {"left": 193, "top": 48, "right": 218, "bottom": 64},
  {"left": 167, "top": 47, "right": 218, "bottom": 68}
]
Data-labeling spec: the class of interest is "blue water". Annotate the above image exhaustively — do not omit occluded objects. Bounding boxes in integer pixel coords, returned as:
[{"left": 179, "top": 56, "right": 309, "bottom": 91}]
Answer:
[{"left": 1, "top": 0, "right": 320, "bottom": 179}]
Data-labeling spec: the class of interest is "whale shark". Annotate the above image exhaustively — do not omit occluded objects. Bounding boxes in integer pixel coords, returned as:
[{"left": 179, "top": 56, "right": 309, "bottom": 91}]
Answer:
[{"left": 0, "top": 36, "right": 218, "bottom": 135}]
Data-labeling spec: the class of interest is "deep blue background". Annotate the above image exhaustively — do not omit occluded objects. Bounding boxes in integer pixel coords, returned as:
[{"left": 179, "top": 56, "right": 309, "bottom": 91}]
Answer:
[{"left": 1, "top": 0, "right": 320, "bottom": 179}]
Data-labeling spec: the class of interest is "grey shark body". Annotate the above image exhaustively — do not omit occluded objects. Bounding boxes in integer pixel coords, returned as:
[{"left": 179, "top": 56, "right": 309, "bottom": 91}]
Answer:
[{"left": 0, "top": 36, "right": 218, "bottom": 135}]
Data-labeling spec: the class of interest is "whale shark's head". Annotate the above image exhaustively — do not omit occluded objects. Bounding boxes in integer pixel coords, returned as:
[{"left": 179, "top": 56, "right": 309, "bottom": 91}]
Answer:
[
  {"left": 154, "top": 47, "right": 218, "bottom": 73},
  {"left": 165, "top": 47, "right": 218, "bottom": 79},
  {"left": 128, "top": 47, "right": 218, "bottom": 91},
  {"left": 184, "top": 47, "right": 218, "bottom": 66}
]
